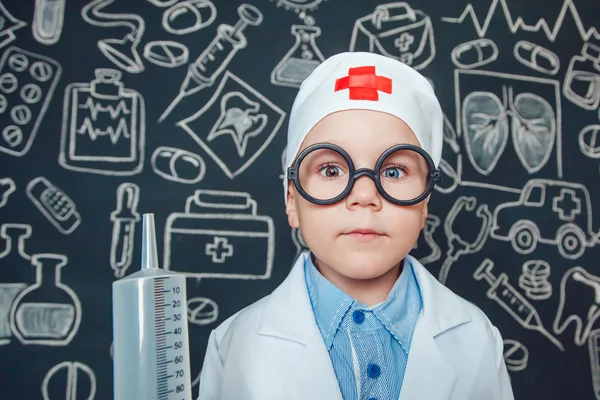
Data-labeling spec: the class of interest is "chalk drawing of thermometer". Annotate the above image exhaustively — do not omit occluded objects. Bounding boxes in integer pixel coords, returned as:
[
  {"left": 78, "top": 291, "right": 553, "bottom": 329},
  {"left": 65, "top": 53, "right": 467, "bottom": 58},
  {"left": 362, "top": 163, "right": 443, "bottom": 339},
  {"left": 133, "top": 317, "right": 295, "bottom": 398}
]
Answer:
[
  {"left": 474, "top": 258, "right": 565, "bottom": 352},
  {"left": 158, "top": 3, "right": 263, "bottom": 123}
]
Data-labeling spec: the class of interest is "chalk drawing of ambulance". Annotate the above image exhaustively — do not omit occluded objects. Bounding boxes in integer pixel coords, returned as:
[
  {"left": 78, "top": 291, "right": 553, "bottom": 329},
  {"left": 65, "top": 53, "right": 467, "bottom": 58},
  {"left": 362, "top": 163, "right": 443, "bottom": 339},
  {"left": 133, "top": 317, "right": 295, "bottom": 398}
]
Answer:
[{"left": 490, "top": 179, "right": 600, "bottom": 259}]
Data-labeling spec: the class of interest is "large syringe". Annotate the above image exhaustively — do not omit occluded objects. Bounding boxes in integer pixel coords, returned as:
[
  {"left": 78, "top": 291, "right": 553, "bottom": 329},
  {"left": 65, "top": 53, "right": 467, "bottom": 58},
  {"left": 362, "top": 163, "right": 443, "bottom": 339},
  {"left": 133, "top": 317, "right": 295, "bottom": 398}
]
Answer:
[
  {"left": 158, "top": 3, "right": 263, "bottom": 122},
  {"left": 112, "top": 214, "right": 193, "bottom": 399},
  {"left": 474, "top": 258, "right": 565, "bottom": 352}
]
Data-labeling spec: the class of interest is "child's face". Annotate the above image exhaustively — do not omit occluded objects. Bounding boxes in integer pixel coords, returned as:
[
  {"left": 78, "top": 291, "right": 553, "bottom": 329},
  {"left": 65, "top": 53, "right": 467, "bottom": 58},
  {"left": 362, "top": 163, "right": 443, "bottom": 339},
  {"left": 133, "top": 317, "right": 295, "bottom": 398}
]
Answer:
[{"left": 286, "top": 109, "right": 429, "bottom": 281}]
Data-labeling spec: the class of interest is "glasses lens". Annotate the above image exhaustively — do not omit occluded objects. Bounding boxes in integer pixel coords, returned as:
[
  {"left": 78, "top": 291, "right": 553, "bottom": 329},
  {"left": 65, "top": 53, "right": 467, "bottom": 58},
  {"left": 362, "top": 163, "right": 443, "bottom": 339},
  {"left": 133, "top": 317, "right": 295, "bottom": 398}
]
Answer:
[
  {"left": 379, "top": 148, "right": 430, "bottom": 202},
  {"left": 298, "top": 147, "right": 350, "bottom": 201}
]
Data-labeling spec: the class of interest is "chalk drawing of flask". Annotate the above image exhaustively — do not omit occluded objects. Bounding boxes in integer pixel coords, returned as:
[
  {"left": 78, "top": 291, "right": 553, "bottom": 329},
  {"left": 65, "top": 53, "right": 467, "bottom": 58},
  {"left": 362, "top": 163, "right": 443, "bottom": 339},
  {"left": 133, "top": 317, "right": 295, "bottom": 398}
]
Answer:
[
  {"left": 0, "top": 224, "right": 32, "bottom": 345},
  {"left": 564, "top": 38, "right": 600, "bottom": 110},
  {"left": 59, "top": 68, "right": 145, "bottom": 176},
  {"left": 271, "top": 25, "right": 325, "bottom": 88},
  {"left": 10, "top": 254, "right": 81, "bottom": 346}
]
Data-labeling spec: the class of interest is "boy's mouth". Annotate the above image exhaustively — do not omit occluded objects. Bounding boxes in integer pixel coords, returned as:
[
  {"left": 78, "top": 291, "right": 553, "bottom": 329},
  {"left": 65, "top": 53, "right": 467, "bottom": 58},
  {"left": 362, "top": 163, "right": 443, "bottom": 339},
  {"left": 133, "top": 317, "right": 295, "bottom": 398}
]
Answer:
[{"left": 342, "top": 228, "right": 384, "bottom": 241}]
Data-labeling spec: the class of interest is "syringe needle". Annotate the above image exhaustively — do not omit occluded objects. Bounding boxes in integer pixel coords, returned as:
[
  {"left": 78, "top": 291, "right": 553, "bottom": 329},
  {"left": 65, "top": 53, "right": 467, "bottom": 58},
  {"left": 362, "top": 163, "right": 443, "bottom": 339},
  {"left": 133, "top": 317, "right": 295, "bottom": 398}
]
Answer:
[
  {"left": 158, "top": 92, "right": 184, "bottom": 123},
  {"left": 537, "top": 325, "right": 565, "bottom": 352}
]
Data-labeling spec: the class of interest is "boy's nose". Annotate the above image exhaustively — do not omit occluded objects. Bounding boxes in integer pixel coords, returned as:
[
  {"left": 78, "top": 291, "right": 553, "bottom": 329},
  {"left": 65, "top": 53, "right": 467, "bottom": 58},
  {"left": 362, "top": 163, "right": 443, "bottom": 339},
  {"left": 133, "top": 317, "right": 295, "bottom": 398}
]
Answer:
[{"left": 345, "top": 176, "right": 382, "bottom": 210}]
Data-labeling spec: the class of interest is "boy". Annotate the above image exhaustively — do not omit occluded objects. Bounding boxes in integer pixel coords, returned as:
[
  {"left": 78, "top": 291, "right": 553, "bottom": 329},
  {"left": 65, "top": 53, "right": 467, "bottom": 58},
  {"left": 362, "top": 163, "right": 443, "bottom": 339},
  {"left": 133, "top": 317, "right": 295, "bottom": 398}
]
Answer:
[{"left": 197, "top": 52, "right": 514, "bottom": 400}]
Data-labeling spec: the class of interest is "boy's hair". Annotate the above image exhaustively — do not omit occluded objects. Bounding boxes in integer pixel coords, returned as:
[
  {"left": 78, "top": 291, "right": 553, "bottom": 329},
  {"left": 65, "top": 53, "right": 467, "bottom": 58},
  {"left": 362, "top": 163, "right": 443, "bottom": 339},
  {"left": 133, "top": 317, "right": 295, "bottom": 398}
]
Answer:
[{"left": 283, "top": 52, "right": 444, "bottom": 203}]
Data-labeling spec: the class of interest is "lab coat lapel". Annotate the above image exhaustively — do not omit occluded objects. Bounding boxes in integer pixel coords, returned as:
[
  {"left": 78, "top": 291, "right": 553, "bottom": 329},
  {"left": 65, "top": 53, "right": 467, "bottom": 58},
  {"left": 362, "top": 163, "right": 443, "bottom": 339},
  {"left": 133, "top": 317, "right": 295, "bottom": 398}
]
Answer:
[
  {"left": 398, "top": 256, "right": 472, "bottom": 400},
  {"left": 257, "top": 252, "right": 343, "bottom": 400}
]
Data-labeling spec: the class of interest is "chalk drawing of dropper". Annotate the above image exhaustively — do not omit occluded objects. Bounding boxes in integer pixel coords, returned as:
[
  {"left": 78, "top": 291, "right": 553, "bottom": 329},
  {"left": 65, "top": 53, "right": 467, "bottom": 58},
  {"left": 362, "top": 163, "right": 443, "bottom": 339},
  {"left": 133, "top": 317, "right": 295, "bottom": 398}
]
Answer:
[
  {"left": 158, "top": 3, "right": 263, "bottom": 123},
  {"left": 474, "top": 258, "right": 565, "bottom": 352}
]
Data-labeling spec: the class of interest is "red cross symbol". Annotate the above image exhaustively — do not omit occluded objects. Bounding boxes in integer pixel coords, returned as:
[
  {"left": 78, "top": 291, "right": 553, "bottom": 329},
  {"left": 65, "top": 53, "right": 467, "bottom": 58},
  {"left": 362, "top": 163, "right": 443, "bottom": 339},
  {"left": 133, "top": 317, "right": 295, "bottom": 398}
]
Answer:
[{"left": 334, "top": 66, "right": 392, "bottom": 101}]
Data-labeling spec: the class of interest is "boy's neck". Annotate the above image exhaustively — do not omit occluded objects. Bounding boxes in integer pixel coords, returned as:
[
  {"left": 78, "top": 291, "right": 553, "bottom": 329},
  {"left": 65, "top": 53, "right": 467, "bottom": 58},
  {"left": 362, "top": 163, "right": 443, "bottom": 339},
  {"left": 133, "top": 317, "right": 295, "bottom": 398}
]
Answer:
[{"left": 313, "top": 257, "right": 404, "bottom": 306}]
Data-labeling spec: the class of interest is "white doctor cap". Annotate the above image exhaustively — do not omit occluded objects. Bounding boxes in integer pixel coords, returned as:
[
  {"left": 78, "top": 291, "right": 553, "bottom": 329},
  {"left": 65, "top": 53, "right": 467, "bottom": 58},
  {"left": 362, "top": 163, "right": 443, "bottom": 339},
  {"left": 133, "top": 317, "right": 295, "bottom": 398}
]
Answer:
[{"left": 283, "top": 51, "right": 444, "bottom": 203}]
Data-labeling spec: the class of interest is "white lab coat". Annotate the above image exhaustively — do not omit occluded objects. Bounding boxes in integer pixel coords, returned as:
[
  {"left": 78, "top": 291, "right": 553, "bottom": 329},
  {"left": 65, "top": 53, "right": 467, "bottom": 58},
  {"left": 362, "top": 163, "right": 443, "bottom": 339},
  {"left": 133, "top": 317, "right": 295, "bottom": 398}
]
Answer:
[{"left": 197, "top": 252, "right": 515, "bottom": 400}]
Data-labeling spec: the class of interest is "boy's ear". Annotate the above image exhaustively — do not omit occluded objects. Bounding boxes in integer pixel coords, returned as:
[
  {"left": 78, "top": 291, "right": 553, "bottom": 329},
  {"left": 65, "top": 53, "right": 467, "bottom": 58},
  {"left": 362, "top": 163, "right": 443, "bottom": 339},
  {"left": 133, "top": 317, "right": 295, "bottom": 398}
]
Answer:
[{"left": 286, "top": 182, "right": 300, "bottom": 229}]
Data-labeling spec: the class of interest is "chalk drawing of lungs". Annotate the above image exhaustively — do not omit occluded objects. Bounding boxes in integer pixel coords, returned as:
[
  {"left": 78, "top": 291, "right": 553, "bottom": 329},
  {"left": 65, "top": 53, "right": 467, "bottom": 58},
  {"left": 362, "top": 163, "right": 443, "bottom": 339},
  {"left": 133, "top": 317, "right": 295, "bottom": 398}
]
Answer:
[
  {"left": 456, "top": 70, "right": 561, "bottom": 182},
  {"left": 554, "top": 267, "right": 600, "bottom": 347},
  {"left": 0, "top": 47, "right": 62, "bottom": 157},
  {"left": 0, "top": 2, "right": 26, "bottom": 49},
  {"left": 164, "top": 190, "right": 274, "bottom": 280},
  {"left": 178, "top": 71, "right": 286, "bottom": 178},
  {"left": 349, "top": 2, "right": 435, "bottom": 70},
  {"left": 42, "top": 361, "right": 96, "bottom": 400},
  {"left": 490, "top": 179, "right": 600, "bottom": 260},
  {"left": 9, "top": 253, "right": 81, "bottom": 346},
  {"left": 59, "top": 69, "right": 145, "bottom": 176}
]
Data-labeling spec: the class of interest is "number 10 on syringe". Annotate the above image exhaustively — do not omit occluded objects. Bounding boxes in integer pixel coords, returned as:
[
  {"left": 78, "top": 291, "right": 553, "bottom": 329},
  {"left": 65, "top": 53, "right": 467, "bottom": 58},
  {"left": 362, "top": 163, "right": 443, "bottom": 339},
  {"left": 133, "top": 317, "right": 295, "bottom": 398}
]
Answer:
[{"left": 113, "top": 214, "right": 192, "bottom": 400}]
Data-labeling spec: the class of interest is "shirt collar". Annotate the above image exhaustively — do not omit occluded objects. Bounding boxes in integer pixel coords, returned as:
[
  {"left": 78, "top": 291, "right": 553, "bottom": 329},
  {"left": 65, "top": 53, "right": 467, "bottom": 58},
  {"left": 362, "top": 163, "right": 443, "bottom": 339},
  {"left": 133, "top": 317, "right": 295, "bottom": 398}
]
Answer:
[{"left": 304, "top": 253, "right": 423, "bottom": 352}]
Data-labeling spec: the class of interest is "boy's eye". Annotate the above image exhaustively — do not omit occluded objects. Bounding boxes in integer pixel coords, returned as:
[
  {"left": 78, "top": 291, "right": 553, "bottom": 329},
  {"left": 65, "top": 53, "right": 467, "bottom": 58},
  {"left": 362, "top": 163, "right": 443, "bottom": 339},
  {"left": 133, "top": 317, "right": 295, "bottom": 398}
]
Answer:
[
  {"left": 319, "top": 165, "right": 344, "bottom": 178},
  {"left": 382, "top": 166, "right": 406, "bottom": 179}
]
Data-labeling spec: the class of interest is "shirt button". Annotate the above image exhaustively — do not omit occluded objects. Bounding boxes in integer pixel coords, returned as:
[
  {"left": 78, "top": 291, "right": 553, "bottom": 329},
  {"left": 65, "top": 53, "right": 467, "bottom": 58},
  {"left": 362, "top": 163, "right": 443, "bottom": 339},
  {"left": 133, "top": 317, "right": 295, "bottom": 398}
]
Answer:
[
  {"left": 352, "top": 310, "right": 365, "bottom": 324},
  {"left": 368, "top": 398, "right": 377, "bottom": 400},
  {"left": 367, "top": 363, "right": 381, "bottom": 379}
]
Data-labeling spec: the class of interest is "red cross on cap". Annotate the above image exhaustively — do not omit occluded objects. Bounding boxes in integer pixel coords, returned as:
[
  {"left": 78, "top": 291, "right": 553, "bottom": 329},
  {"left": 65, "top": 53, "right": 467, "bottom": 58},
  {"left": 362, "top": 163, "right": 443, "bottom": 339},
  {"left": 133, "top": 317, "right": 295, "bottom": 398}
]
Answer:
[{"left": 334, "top": 66, "right": 392, "bottom": 101}]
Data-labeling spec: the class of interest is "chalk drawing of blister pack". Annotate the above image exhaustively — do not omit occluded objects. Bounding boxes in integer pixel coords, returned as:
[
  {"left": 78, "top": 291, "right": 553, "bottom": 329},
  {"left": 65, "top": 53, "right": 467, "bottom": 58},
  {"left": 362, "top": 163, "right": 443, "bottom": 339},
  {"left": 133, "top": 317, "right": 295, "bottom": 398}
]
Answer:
[
  {"left": 490, "top": 179, "right": 600, "bottom": 259},
  {"left": 178, "top": 71, "right": 286, "bottom": 178},
  {"left": 455, "top": 70, "right": 562, "bottom": 189},
  {"left": 164, "top": 190, "right": 274, "bottom": 280},
  {"left": 349, "top": 2, "right": 435, "bottom": 70},
  {"left": 0, "top": 47, "right": 62, "bottom": 156},
  {"left": 59, "top": 69, "right": 145, "bottom": 176}
]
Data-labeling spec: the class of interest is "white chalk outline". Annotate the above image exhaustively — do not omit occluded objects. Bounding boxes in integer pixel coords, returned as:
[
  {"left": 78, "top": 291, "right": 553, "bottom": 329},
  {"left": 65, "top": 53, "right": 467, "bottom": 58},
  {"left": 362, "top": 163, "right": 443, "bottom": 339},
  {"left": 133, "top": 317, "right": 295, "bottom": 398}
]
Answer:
[
  {"left": 0, "top": 177, "right": 15, "bottom": 207},
  {"left": 26, "top": 176, "right": 81, "bottom": 235},
  {"left": 474, "top": 258, "right": 565, "bottom": 351},
  {"left": 0, "top": 47, "right": 62, "bottom": 157},
  {"left": 518, "top": 260, "right": 552, "bottom": 301},
  {"left": 441, "top": 0, "right": 600, "bottom": 43},
  {"left": 143, "top": 40, "right": 189, "bottom": 68},
  {"left": 563, "top": 40, "right": 600, "bottom": 110},
  {"left": 32, "top": 0, "right": 65, "bottom": 45},
  {"left": 110, "top": 182, "right": 140, "bottom": 279},
  {"left": 349, "top": 2, "right": 436, "bottom": 71},
  {"left": 151, "top": 146, "right": 206, "bottom": 184},
  {"left": 417, "top": 214, "right": 441, "bottom": 265},
  {"left": 455, "top": 69, "right": 563, "bottom": 180},
  {"left": 145, "top": 0, "right": 178, "bottom": 6},
  {"left": 271, "top": 24, "right": 325, "bottom": 88},
  {"left": 0, "top": 1, "right": 26, "bottom": 49},
  {"left": 81, "top": 0, "right": 145, "bottom": 74},
  {"left": 178, "top": 71, "right": 286, "bottom": 179},
  {"left": 503, "top": 339, "right": 529, "bottom": 372},
  {"left": 490, "top": 179, "right": 598, "bottom": 260},
  {"left": 162, "top": 0, "right": 217, "bottom": 35},
  {"left": 164, "top": 190, "right": 275, "bottom": 280},
  {"left": 59, "top": 68, "right": 146, "bottom": 176},
  {"left": 588, "top": 329, "right": 600, "bottom": 399},
  {"left": 42, "top": 361, "right": 96, "bottom": 400},
  {"left": 554, "top": 266, "right": 600, "bottom": 346},
  {"left": 451, "top": 38, "right": 498, "bottom": 70},
  {"left": 187, "top": 296, "right": 219, "bottom": 326},
  {"left": 0, "top": 223, "right": 32, "bottom": 346},
  {"left": 514, "top": 40, "right": 560, "bottom": 76},
  {"left": 271, "top": 0, "right": 326, "bottom": 11},
  {"left": 9, "top": 253, "right": 82, "bottom": 346},
  {"left": 579, "top": 125, "right": 600, "bottom": 159}
]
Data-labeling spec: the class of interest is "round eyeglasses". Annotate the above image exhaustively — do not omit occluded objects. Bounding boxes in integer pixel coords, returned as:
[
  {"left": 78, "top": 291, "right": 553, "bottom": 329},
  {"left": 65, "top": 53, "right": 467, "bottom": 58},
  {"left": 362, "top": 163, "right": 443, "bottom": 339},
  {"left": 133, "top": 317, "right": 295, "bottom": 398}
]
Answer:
[{"left": 287, "top": 143, "right": 442, "bottom": 206}]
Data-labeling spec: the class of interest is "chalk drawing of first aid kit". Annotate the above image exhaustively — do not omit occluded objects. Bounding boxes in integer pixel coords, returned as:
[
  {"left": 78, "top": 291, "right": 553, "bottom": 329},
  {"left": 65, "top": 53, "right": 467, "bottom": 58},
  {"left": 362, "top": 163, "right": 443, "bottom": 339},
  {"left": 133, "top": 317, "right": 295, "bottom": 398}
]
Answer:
[
  {"left": 349, "top": 2, "right": 436, "bottom": 71},
  {"left": 59, "top": 69, "right": 145, "bottom": 176},
  {"left": 163, "top": 190, "right": 274, "bottom": 280}
]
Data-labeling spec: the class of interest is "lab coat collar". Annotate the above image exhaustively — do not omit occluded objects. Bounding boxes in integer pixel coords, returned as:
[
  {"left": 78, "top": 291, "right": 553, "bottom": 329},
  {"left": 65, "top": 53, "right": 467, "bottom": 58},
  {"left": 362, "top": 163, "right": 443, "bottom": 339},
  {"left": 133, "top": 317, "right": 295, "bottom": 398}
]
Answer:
[{"left": 257, "top": 252, "right": 472, "bottom": 400}]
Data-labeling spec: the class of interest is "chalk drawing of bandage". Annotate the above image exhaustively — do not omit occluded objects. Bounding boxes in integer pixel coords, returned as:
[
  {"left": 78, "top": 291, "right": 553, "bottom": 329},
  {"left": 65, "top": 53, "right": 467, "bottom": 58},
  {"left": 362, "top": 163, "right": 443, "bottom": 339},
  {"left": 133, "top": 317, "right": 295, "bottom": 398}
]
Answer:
[
  {"left": 0, "top": 2, "right": 26, "bottom": 50},
  {"left": 178, "top": 71, "right": 286, "bottom": 178},
  {"left": 59, "top": 69, "right": 145, "bottom": 176},
  {"left": 42, "top": 361, "right": 96, "bottom": 400},
  {"left": 81, "top": 0, "right": 145, "bottom": 73}
]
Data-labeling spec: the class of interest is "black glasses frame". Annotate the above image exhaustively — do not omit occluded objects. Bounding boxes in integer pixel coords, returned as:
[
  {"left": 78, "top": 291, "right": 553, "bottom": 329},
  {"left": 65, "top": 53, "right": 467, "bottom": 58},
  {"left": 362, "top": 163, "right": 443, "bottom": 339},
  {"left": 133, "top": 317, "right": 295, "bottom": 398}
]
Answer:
[{"left": 287, "top": 142, "right": 442, "bottom": 206}]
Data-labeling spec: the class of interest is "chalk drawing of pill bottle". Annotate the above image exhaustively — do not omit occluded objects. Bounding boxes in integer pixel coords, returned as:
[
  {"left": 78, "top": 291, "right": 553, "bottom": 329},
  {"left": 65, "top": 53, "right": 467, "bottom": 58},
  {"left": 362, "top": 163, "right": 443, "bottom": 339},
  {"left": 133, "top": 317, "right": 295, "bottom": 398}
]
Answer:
[
  {"left": 10, "top": 253, "right": 81, "bottom": 346},
  {"left": 0, "top": 224, "right": 32, "bottom": 345},
  {"left": 271, "top": 25, "right": 325, "bottom": 88},
  {"left": 563, "top": 38, "right": 600, "bottom": 110},
  {"left": 59, "top": 68, "right": 145, "bottom": 176}
]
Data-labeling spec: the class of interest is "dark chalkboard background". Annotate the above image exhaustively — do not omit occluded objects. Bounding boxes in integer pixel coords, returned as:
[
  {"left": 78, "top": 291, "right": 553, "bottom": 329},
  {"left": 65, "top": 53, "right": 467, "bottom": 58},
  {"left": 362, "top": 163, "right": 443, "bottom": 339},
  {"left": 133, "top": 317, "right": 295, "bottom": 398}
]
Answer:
[{"left": 1, "top": 0, "right": 600, "bottom": 398}]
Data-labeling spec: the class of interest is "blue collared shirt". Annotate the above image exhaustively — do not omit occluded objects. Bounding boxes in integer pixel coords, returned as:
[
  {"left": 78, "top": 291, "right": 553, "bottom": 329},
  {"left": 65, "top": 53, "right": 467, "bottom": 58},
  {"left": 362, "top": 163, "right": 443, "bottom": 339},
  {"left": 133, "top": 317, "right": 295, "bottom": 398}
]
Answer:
[{"left": 305, "top": 254, "right": 423, "bottom": 400}]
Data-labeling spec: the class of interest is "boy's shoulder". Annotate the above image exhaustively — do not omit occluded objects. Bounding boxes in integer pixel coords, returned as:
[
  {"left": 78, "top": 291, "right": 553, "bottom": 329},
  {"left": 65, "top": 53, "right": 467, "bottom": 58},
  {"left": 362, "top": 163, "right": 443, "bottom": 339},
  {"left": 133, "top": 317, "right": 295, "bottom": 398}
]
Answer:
[{"left": 210, "top": 292, "right": 272, "bottom": 344}]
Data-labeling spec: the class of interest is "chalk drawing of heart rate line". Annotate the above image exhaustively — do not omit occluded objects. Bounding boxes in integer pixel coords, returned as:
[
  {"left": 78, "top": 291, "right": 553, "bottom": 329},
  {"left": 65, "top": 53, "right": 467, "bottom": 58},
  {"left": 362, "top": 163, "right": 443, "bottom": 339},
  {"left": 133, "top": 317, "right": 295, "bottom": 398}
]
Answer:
[
  {"left": 442, "top": 0, "right": 600, "bottom": 42},
  {"left": 77, "top": 97, "right": 131, "bottom": 145}
]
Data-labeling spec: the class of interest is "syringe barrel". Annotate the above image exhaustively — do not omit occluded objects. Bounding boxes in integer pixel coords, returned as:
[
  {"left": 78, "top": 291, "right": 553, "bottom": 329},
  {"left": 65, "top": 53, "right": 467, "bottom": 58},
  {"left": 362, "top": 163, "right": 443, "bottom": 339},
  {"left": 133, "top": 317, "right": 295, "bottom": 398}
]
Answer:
[
  {"left": 113, "top": 269, "right": 192, "bottom": 400},
  {"left": 188, "top": 24, "right": 247, "bottom": 86}
]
